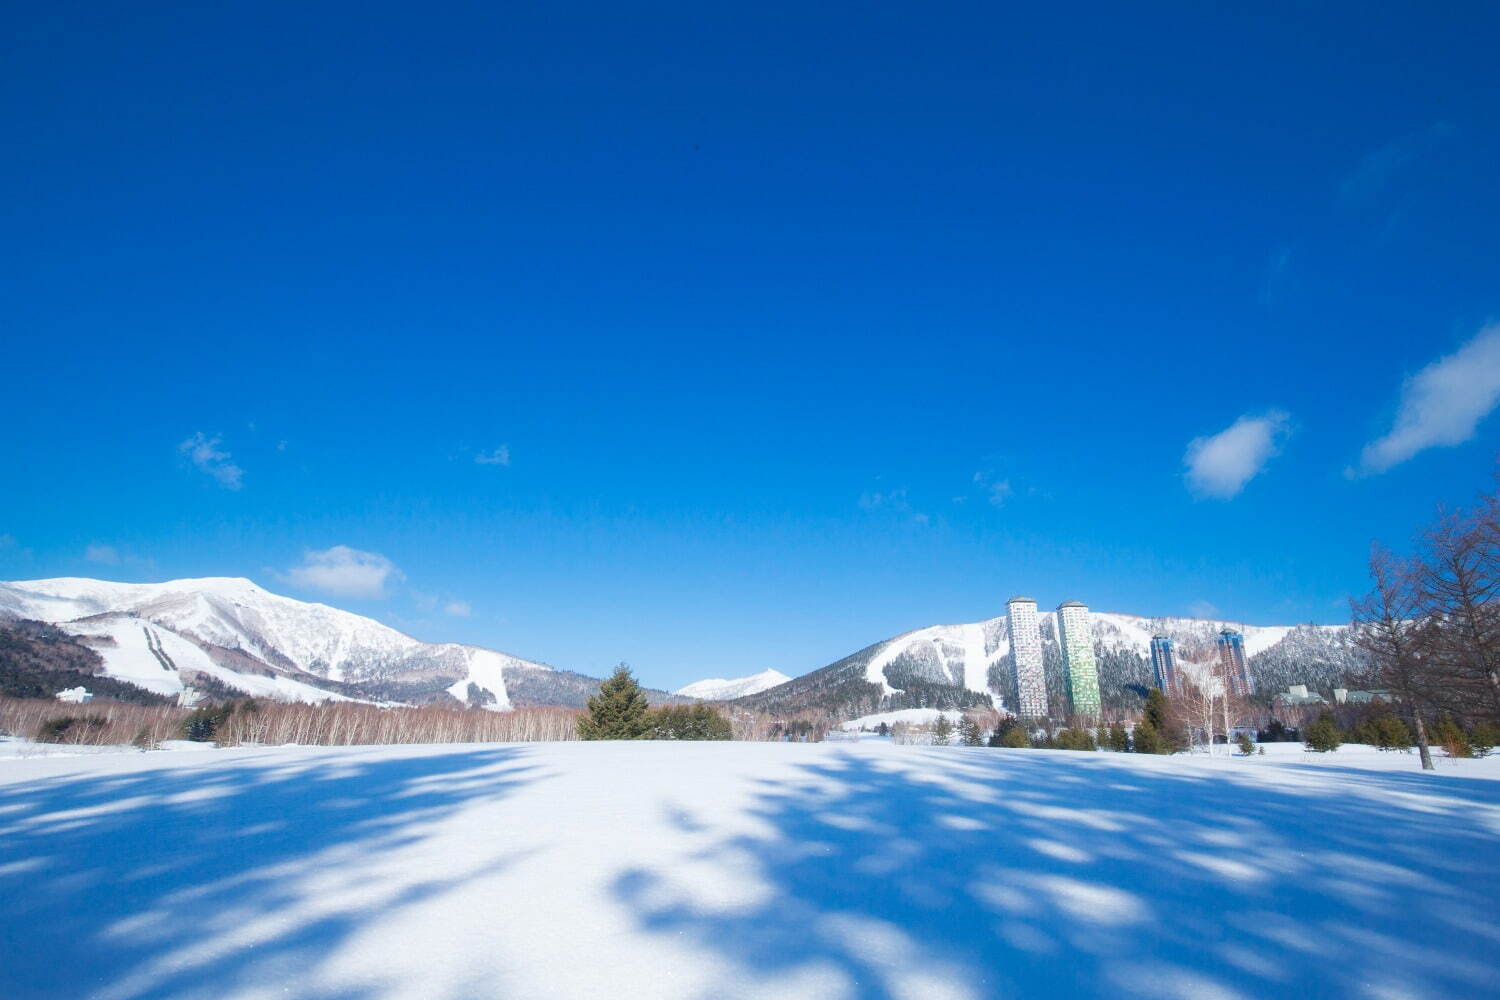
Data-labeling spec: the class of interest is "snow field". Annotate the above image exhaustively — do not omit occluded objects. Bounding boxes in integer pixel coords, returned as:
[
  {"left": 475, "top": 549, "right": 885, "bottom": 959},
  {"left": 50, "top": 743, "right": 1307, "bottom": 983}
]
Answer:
[{"left": 1, "top": 741, "right": 1497, "bottom": 1000}]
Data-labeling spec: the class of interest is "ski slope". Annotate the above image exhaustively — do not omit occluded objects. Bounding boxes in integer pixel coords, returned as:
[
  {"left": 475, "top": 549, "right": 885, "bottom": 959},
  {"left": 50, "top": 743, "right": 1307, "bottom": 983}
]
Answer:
[{"left": 1, "top": 741, "right": 1496, "bottom": 1000}]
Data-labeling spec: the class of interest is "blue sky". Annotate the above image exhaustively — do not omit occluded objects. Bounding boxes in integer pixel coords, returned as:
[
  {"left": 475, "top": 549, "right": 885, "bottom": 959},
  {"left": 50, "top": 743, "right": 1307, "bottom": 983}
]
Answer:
[{"left": 4, "top": 3, "right": 1498, "bottom": 689}]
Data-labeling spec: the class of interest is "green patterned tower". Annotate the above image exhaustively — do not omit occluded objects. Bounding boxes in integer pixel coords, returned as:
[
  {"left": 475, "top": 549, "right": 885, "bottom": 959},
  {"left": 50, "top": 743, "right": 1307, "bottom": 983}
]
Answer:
[{"left": 1055, "top": 600, "right": 1102, "bottom": 719}]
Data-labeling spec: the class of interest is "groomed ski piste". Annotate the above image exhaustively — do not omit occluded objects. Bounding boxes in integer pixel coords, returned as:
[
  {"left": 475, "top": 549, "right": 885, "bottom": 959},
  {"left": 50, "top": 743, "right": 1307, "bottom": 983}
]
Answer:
[{"left": 1, "top": 741, "right": 1497, "bottom": 1000}]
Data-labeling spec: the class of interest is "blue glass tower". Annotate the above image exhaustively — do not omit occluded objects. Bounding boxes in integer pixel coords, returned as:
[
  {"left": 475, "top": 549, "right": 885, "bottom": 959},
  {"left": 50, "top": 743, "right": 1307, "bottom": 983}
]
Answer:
[{"left": 1149, "top": 635, "right": 1177, "bottom": 692}]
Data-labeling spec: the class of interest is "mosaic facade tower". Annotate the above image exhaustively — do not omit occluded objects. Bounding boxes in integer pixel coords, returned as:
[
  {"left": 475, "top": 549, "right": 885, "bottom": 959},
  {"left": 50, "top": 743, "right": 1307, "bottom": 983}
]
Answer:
[
  {"left": 1005, "top": 597, "right": 1048, "bottom": 718},
  {"left": 1056, "top": 600, "right": 1102, "bottom": 718}
]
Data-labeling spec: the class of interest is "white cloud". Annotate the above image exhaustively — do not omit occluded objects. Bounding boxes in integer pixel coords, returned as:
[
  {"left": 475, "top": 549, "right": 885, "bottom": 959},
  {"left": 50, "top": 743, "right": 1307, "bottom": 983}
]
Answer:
[
  {"left": 475, "top": 446, "right": 511, "bottom": 467},
  {"left": 1356, "top": 322, "right": 1500, "bottom": 475},
  {"left": 179, "top": 432, "right": 244, "bottom": 490},
  {"left": 1188, "top": 599, "right": 1221, "bottom": 620},
  {"left": 444, "top": 600, "right": 472, "bottom": 617},
  {"left": 1184, "top": 411, "right": 1291, "bottom": 499},
  {"left": 282, "top": 546, "right": 403, "bottom": 599},
  {"left": 84, "top": 544, "right": 120, "bottom": 565},
  {"left": 1339, "top": 121, "right": 1453, "bottom": 203}
]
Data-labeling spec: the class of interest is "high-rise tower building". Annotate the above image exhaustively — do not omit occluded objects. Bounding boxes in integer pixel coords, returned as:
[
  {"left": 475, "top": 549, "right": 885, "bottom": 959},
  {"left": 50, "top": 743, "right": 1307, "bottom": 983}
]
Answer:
[
  {"left": 1217, "top": 629, "right": 1253, "bottom": 696},
  {"left": 1149, "top": 635, "right": 1178, "bottom": 692},
  {"left": 1056, "top": 601, "right": 1102, "bottom": 718},
  {"left": 1006, "top": 597, "right": 1047, "bottom": 718}
]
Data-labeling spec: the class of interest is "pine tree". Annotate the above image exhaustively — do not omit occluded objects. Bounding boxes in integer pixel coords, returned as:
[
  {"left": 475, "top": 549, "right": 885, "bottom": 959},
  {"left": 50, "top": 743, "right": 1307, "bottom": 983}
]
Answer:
[
  {"left": 1107, "top": 722, "right": 1130, "bottom": 752},
  {"left": 1470, "top": 721, "right": 1499, "bottom": 757},
  {"left": 1131, "top": 718, "right": 1161, "bottom": 754},
  {"left": 958, "top": 717, "right": 982, "bottom": 746},
  {"left": 577, "top": 663, "right": 652, "bottom": 740},
  {"left": 1002, "top": 725, "right": 1030, "bottom": 748},
  {"left": 932, "top": 713, "right": 954, "bottom": 746},
  {"left": 1372, "top": 714, "right": 1412, "bottom": 751},
  {"left": 1303, "top": 711, "right": 1343, "bottom": 753},
  {"left": 1235, "top": 731, "right": 1255, "bottom": 756}
]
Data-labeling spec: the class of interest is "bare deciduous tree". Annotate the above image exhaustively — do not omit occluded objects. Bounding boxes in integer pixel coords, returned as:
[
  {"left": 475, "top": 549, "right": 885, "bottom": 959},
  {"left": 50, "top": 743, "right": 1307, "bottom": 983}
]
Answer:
[
  {"left": 1351, "top": 544, "right": 1436, "bottom": 770},
  {"left": 1417, "top": 508, "right": 1500, "bottom": 721}
]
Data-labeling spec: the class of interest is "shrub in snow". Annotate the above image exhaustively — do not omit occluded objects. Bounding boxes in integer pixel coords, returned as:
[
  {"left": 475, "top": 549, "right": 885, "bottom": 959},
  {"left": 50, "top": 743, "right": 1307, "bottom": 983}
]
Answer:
[
  {"left": 1470, "top": 722, "right": 1499, "bottom": 758},
  {"left": 647, "top": 703, "right": 731, "bottom": 740},
  {"left": 1054, "top": 728, "right": 1097, "bottom": 752},
  {"left": 37, "top": 714, "right": 105, "bottom": 744},
  {"left": 1236, "top": 732, "right": 1256, "bottom": 756},
  {"left": 1433, "top": 719, "right": 1472, "bottom": 758}
]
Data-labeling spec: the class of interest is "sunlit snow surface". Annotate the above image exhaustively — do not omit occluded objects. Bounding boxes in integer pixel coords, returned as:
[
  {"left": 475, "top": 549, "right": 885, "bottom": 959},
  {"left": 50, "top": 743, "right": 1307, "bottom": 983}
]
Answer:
[{"left": 1, "top": 742, "right": 1497, "bottom": 1000}]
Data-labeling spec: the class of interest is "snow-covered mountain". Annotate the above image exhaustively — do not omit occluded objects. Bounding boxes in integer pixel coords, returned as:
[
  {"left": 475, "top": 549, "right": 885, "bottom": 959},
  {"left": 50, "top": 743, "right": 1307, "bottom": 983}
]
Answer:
[
  {"left": 732, "top": 609, "right": 1364, "bottom": 719},
  {"left": 0, "top": 576, "right": 563, "bottom": 709},
  {"left": 675, "top": 669, "right": 791, "bottom": 701}
]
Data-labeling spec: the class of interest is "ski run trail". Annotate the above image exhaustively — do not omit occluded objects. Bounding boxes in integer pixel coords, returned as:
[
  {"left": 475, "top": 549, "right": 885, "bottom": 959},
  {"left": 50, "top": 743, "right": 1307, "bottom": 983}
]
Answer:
[{"left": 1, "top": 740, "right": 1497, "bottom": 1000}]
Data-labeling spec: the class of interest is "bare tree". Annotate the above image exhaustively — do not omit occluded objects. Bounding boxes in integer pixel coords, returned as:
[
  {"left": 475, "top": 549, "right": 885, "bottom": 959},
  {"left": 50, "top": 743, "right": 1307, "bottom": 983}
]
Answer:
[
  {"left": 1417, "top": 508, "right": 1500, "bottom": 722},
  {"left": 1350, "top": 544, "right": 1435, "bottom": 770},
  {"left": 1175, "top": 675, "right": 1219, "bottom": 755}
]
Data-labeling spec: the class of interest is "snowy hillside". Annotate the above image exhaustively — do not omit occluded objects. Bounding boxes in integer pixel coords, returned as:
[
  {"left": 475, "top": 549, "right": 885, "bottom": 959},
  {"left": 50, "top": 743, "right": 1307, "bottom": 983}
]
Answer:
[
  {"left": 0, "top": 577, "right": 553, "bottom": 708},
  {"left": 0, "top": 741, "right": 1494, "bottom": 1000},
  {"left": 735, "top": 609, "right": 1364, "bottom": 719},
  {"left": 676, "top": 669, "right": 790, "bottom": 700}
]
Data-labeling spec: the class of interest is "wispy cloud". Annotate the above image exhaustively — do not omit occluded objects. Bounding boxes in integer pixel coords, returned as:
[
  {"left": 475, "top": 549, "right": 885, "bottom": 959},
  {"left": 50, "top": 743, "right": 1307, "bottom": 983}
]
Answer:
[
  {"left": 1188, "top": 599, "right": 1221, "bottom": 620},
  {"left": 972, "top": 472, "right": 1014, "bottom": 507},
  {"left": 475, "top": 446, "right": 511, "bottom": 467},
  {"left": 1259, "top": 247, "right": 1294, "bottom": 307},
  {"left": 1355, "top": 322, "right": 1500, "bottom": 475},
  {"left": 1339, "top": 122, "right": 1454, "bottom": 203},
  {"left": 444, "top": 600, "right": 472, "bottom": 617},
  {"left": 1184, "top": 411, "right": 1291, "bottom": 499},
  {"left": 84, "top": 543, "right": 120, "bottom": 565},
  {"left": 281, "top": 546, "right": 403, "bottom": 599},
  {"left": 179, "top": 432, "right": 244, "bottom": 490},
  {"left": 858, "top": 487, "right": 930, "bottom": 526}
]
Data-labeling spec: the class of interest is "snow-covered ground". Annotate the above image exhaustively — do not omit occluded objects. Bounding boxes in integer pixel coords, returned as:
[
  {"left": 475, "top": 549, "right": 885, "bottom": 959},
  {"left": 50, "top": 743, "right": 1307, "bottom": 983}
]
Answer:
[
  {"left": 1, "top": 742, "right": 1497, "bottom": 1000},
  {"left": 838, "top": 707, "right": 967, "bottom": 730}
]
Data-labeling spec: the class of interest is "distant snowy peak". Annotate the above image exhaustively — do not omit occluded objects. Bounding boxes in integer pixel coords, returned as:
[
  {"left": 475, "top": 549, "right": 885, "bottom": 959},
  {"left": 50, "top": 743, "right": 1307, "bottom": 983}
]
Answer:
[
  {"left": 676, "top": 669, "right": 791, "bottom": 700},
  {"left": 0, "top": 576, "right": 553, "bottom": 709}
]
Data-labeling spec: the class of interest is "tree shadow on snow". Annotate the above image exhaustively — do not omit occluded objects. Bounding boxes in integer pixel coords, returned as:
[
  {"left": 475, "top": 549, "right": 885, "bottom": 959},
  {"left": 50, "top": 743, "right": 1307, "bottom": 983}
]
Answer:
[
  {"left": 0, "top": 745, "right": 536, "bottom": 1000},
  {"left": 614, "top": 749, "right": 1500, "bottom": 1000}
]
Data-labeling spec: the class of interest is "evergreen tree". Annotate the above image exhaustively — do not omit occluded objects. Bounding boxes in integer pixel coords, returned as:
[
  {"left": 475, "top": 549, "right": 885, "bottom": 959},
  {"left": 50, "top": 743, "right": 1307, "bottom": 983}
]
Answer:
[
  {"left": 1107, "top": 722, "right": 1130, "bottom": 752},
  {"left": 647, "top": 703, "right": 732, "bottom": 740},
  {"left": 1001, "top": 725, "right": 1030, "bottom": 748},
  {"left": 1144, "top": 688, "right": 1169, "bottom": 731},
  {"left": 1303, "top": 711, "right": 1343, "bottom": 753},
  {"left": 1141, "top": 688, "right": 1184, "bottom": 751},
  {"left": 1236, "top": 731, "right": 1256, "bottom": 756},
  {"left": 1131, "top": 718, "right": 1161, "bottom": 754},
  {"left": 1372, "top": 714, "right": 1412, "bottom": 751},
  {"left": 1055, "top": 727, "right": 1097, "bottom": 751},
  {"left": 932, "top": 713, "right": 954, "bottom": 746},
  {"left": 577, "top": 663, "right": 652, "bottom": 740},
  {"left": 1470, "top": 721, "right": 1499, "bottom": 757},
  {"left": 958, "top": 716, "right": 983, "bottom": 746}
]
